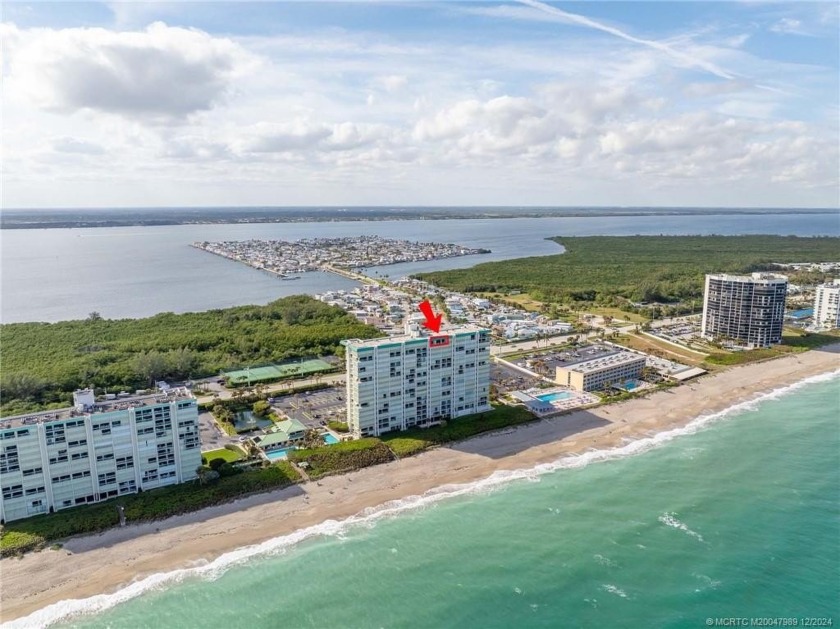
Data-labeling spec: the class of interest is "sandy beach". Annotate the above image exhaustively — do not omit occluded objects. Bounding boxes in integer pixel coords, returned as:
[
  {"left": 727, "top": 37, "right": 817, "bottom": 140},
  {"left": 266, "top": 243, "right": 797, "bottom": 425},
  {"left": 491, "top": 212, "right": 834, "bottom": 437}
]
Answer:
[{"left": 2, "top": 345, "right": 838, "bottom": 624}]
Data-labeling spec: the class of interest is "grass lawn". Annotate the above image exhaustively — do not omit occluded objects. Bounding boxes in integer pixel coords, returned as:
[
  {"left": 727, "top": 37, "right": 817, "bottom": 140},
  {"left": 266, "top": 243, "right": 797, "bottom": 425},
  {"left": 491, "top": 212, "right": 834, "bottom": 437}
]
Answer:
[
  {"left": 616, "top": 334, "right": 709, "bottom": 366},
  {"left": 202, "top": 448, "right": 242, "bottom": 463},
  {"left": 477, "top": 292, "right": 547, "bottom": 313},
  {"left": 584, "top": 307, "right": 649, "bottom": 324}
]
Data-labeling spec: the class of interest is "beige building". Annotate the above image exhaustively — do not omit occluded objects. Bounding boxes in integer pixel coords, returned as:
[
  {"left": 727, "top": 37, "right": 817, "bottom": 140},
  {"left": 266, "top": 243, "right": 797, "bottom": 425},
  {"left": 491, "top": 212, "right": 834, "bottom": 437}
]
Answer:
[{"left": 555, "top": 350, "right": 646, "bottom": 392}]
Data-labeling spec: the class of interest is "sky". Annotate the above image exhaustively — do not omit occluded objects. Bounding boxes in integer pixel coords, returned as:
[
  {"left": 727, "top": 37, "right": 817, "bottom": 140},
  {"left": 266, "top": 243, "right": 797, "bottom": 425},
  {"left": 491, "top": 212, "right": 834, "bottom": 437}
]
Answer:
[{"left": 2, "top": 1, "right": 838, "bottom": 209}]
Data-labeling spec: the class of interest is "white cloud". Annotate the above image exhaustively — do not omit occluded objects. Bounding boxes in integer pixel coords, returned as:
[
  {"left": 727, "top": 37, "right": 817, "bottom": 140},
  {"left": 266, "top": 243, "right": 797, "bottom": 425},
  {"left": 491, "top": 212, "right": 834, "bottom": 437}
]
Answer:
[
  {"left": 51, "top": 137, "right": 107, "bottom": 155},
  {"left": 769, "top": 17, "right": 809, "bottom": 36},
  {"left": 3, "top": 22, "right": 257, "bottom": 123},
  {"left": 371, "top": 74, "right": 408, "bottom": 93},
  {"left": 1, "top": 8, "right": 836, "bottom": 208}
]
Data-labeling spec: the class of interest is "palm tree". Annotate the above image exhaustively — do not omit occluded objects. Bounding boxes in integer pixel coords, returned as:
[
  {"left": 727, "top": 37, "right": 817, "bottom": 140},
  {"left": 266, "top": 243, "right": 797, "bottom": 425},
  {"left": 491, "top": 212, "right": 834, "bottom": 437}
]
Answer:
[
  {"left": 301, "top": 429, "right": 322, "bottom": 449},
  {"left": 195, "top": 466, "right": 219, "bottom": 485}
]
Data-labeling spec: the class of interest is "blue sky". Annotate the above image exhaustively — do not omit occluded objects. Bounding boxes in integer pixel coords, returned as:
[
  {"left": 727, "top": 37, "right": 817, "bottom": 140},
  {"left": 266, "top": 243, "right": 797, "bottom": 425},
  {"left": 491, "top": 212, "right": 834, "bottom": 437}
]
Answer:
[{"left": 2, "top": 1, "right": 838, "bottom": 208}]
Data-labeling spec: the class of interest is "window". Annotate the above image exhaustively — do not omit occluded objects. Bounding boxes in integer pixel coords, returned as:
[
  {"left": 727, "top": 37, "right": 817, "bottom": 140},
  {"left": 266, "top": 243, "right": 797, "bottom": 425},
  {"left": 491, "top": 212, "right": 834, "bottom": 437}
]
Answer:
[{"left": 2, "top": 484, "right": 23, "bottom": 499}]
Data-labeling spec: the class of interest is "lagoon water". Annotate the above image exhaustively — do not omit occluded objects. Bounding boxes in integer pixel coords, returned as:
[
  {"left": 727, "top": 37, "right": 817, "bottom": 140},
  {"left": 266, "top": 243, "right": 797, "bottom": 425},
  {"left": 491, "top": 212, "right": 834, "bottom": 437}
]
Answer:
[
  {"left": 17, "top": 372, "right": 835, "bottom": 628},
  {"left": 2, "top": 212, "right": 838, "bottom": 323}
]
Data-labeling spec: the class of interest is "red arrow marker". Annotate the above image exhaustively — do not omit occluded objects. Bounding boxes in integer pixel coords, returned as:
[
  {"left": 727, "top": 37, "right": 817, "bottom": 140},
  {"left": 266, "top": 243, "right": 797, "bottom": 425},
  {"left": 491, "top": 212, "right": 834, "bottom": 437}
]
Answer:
[{"left": 418, "top": 300, "right": 443, "bottom": 333}]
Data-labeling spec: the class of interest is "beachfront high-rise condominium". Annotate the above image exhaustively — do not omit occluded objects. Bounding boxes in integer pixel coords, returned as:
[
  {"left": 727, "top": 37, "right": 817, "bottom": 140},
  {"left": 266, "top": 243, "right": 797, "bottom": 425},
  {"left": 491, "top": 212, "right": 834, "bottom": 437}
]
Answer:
[
  {"left": 342, "top": 324, "right": 492, "bottom": 438},
  {"left": 813, "top": 279, "right": 840, "bottom": 330},
  {"left": 0, "top": 387, "right": 201, "bottom": 523},
  {"left": 701, "top": 273, "right": 788, "bottom": 348}
]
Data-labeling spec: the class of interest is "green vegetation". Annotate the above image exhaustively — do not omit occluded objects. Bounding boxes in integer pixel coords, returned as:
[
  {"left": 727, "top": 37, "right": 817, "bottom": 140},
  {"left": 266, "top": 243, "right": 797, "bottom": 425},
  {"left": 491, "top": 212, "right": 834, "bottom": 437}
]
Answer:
[
  {"left": 780, "top": 328, "right": 840, "bottom": 350},
  {"left": 201, "top": 448, "right": 242, "bottom": 464},
  {"left": 417, "top": 235, "right": 840, "bottom": 307},
  {"left": 0, "top": 463, "right": 300, "bottom": 557},
  {"left": 616, "top": 333, "right": 708, "bottom": 365},
  {"left": 328, "top": 420, "right": 350, "bottom": 433},
  {"left": 252, "top": 400, "right": 271, "bottom": 417},
  {"left": 382, "top": 405, "right": 536, "bottom": 458},
  {"left": 703, "top": 329, "right": 840, "bottom": 367},
  {"left": 3, "top": 403, "right": 541, "bottom": 555},
  {"left": 289, "top": 438, "right": 393, "bottom": 479},
  {"left": 1, "top": 296, "right": 377, "bottom": 416}
]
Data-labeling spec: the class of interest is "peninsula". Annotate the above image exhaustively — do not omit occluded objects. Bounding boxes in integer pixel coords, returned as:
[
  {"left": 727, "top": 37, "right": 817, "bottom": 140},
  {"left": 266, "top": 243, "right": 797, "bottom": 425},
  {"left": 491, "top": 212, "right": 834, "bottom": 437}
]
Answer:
[{"left": 192, "top": 235, "right": 490, "bottom": 278}]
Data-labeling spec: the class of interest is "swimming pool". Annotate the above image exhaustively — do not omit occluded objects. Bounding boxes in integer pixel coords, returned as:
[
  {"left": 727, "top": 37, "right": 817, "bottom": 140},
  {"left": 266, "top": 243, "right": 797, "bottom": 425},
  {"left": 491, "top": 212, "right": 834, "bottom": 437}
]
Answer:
[
  {"left": 536, "top": 391, "right": 573, "bottom": 403},
  {"left": 323, "top": 433, "right": 340, "bottom": 445},
  {"left": 265, "top": 447, "right": 296, "bottom": 461}
]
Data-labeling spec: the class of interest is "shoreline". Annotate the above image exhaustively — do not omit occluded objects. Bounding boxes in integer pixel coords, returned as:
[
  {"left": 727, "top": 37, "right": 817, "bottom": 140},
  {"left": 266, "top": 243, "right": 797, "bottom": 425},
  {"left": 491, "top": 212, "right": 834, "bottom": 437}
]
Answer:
[
  {"left": 3, "top": 208, "right": 836, "bottom": 231},
  {"left": 2, "top": 346, "right": 838, "bottom": 625}
]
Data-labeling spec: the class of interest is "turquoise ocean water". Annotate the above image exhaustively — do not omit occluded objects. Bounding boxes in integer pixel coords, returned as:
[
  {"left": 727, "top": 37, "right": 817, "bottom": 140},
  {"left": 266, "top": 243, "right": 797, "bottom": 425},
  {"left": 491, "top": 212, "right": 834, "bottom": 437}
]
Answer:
[{"left": 12, "top": 373, "right": 840, "bottom": 629}]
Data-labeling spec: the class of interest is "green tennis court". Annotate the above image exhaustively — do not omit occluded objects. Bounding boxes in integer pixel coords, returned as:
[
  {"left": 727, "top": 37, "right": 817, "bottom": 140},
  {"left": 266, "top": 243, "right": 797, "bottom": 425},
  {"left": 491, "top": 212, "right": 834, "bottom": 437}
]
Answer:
[{"left": 225, "top": 359, "right": 334, "bottom": 384}]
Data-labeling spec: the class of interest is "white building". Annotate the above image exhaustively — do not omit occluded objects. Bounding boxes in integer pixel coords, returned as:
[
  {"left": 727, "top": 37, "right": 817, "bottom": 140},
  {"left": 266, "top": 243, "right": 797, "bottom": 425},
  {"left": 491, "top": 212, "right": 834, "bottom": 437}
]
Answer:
[
  {"left": 701, "top": 273, "right": 788, "bottom": 348},
  {"left": 813, "top": 279, "right": 840, "bottom": 330},
  {"left": 343, "top": 325, "right": 492, "bottom": 437},
  {"left": 0, "top": 387, "right": 201, "bottom": 523}
]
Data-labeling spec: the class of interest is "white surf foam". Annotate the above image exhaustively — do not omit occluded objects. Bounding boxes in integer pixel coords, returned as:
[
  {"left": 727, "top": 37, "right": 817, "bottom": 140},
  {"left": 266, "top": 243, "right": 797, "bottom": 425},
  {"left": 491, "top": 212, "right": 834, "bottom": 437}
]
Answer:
[
  {"left": 7, "top": 369, "right": 838, "bottom": 629},
  {"left": 600, "top": 583, "right": 629, "bottom": 599},
  {"left": 658, "top": 512, "right": 705, "bottom": 542}
]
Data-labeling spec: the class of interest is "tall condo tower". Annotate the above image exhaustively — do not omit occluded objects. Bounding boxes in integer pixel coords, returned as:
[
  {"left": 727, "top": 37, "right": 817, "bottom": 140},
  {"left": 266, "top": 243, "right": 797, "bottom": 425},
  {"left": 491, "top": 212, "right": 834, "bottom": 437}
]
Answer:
[
  {"left": 813, "top": 279, "right": 840, "bottom": 330},
  {"left": 343, "top": 324, "right": 492, "bottom": 438},
  {"left": 701, "top": 273, "right": 788, "bottom": 348}
]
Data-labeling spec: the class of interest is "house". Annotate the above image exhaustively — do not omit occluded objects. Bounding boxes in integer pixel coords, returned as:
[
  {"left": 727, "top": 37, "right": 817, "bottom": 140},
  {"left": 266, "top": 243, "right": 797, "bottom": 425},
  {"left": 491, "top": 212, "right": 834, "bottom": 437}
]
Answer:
[{"left": 254, "top": 418, "right": 307, "bottom": 452}]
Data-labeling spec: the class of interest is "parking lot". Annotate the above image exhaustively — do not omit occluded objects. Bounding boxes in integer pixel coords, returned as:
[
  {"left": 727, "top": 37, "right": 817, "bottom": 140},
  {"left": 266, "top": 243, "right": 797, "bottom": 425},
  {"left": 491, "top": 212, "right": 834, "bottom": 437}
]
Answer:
[
  {"left": 650, "top": 319, "right": 702, "bottom": 344},
  {"left": 492, "top": 363, "right": 544, "bottom": 395},
  {"left": 271, "top": 386, "right": 347, "bottom": 429},
  {"left": 199, "top": 411, "right": 233, "bottom": 448}
]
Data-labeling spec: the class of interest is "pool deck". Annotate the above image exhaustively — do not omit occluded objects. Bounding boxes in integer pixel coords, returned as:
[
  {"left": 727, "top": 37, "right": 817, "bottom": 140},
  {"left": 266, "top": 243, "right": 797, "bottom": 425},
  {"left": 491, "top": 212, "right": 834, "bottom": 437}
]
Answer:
[{"left": 511, "top": 387, "right": 600, "bottom": 417}]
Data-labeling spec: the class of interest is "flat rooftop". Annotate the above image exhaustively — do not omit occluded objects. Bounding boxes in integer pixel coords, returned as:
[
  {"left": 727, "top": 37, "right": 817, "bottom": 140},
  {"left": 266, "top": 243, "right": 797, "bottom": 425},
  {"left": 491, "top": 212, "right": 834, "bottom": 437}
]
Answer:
[
  {"left": 343, "top": 324, "right": 489, "bottom": 349},
  {"left": 0, "top": 387, "right": 195, "bottom": 430},
  {"left": 540, "top": 344, "right": 622, "bottom": 371},
  {"left": 553, "top": 348, "right": 646, "bottom": 375},
  {"left": 707, "top": 272, "right": 788, "bottom": 283}
]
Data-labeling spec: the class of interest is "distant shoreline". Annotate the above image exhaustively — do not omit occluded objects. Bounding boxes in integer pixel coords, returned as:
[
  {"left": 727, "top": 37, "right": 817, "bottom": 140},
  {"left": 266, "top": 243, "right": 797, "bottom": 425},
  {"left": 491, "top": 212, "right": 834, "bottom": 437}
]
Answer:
[
  {"left": 2, "top": 207, "right": 837, "bottom": 230},
  {"left": 1, "top": 346, "right": 837, "bottom": 625}
]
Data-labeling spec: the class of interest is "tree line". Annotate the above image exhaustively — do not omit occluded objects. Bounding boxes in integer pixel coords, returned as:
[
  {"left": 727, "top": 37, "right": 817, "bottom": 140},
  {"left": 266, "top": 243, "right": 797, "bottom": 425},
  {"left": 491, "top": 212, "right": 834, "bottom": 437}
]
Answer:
[
  {"left": 1, "top": 296, "right": 378, "bottom": 416},
  {"left": 416, "top": 235, "right": 840, "bottom": 306}
]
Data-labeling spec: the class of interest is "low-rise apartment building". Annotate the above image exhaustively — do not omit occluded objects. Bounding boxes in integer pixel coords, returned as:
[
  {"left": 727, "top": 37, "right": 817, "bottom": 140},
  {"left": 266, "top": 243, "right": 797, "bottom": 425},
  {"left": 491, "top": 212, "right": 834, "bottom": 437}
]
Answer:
[{"left": 553, "top": 348, "right": 646, "bottom": 392}]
